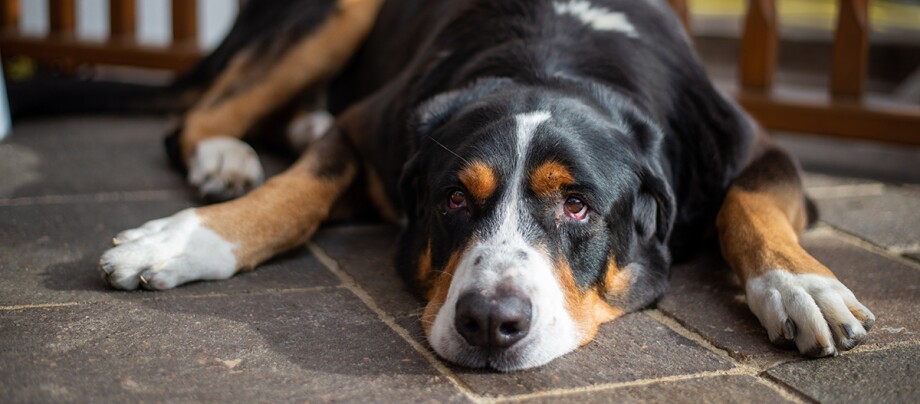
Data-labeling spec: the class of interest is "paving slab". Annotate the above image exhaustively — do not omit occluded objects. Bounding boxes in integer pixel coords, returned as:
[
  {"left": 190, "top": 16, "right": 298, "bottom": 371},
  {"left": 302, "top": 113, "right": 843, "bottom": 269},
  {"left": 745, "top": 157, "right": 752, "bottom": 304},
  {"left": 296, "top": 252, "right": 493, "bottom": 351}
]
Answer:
[
  {"left": 659, "top": 230, "right": 920, "bottom": 360},
  {"left": 0, "top": 289, "right": 466, "bottom": 403},
  {"left": 314, "top": 225, "right": 425, "bottom": 317},
  {"left": 520, "top": 375, "right": 794, "bottom": 403},
  {"left": 0, "top": 116, "right": 291, "bottom": 199},
  {"left": 816, "top": 186, "right": 920, "bottom": 251},
  {"left": 448, "top": 313, "right": 732, "bottom": 397},
  {"left": 767, "top": 345, "right": 920, "bottom": 404},
  {"left": 0, "top": 200, "right": 340, "bottom": 306}
]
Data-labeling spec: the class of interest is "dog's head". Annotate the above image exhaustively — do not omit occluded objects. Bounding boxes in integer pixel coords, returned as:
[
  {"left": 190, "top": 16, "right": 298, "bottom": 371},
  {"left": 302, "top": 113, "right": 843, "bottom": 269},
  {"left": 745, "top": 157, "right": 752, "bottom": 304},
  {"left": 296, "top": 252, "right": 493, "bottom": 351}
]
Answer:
[{"left": 398, "top": 78, "right": 675, "bottom": 371}]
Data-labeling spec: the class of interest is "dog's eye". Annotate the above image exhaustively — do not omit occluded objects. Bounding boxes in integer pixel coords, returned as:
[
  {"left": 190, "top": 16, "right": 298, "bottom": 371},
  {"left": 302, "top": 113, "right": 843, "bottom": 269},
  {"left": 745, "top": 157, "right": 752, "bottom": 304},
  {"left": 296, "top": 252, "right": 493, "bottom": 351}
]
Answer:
[
  {"left": 563, "top": 196, "right": 588, "bottom": 220},
  {"left": 448, "top": 189, "right": 468, "bottom": 209}
]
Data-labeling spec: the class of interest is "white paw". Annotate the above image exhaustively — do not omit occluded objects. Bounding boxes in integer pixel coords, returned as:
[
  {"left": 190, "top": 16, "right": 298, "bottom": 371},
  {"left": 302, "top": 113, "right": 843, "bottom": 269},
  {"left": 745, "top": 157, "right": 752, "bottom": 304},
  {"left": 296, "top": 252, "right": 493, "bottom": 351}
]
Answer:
[
  {"left": 747, "top": 270, "right": 875, "bottom": 357},
  {"left": 286, "top": 110, "right": 334, "bottom": 153},
  {"left": 188, "top": 137, "right": 264, "bottom": 201},
  {"left": 99, "top": 209, "right": 238, "bottom": 290}
]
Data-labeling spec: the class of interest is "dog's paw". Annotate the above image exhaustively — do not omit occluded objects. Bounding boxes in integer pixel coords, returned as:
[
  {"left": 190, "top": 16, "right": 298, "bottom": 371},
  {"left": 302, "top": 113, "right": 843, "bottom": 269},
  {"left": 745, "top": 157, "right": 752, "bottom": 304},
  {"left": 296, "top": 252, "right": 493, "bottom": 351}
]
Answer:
[
  {"left": 286, "top": 110, "right": 334, "bottom": 153},
  {"left": 99, "top": 209, "right": 237, "bottom": 290},
  {"left": 188, "top": 137, "right": 264, "bottom": 202},
  {"left": 746, "top": 270, "right": 875, "bottom": 357}
]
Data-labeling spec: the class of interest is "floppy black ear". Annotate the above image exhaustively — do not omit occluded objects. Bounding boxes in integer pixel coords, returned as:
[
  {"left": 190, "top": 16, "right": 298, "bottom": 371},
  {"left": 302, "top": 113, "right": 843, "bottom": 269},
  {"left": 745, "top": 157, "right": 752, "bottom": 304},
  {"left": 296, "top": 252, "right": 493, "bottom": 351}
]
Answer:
[
  {"left": 412, "top": 77, "right": 512, "bottom": 136},
  {"left": 633, "top": 168, "right": 676, "bottom": 243}
]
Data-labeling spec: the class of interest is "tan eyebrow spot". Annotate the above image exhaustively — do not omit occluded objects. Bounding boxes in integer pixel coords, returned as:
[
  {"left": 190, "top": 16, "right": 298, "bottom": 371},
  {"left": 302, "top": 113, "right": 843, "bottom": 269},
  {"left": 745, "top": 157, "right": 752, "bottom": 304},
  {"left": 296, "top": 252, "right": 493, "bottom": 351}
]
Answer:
[
  {"left": 530, "top": 160, "right": 575, "bottom": 197},
  {"left": 458, "top": 160, "right": 499, "bottom": 201}
]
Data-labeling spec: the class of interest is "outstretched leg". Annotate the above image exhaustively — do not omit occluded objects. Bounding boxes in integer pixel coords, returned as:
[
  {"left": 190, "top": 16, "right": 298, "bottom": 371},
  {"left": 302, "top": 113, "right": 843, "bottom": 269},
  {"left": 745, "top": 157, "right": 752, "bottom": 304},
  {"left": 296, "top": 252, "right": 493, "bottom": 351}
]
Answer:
[
  {"left": 100, "top": 127, "right": 358, "bottom": 290},
  {"left": 717, "top": 144, "right": 875, "bottom": 357},
  {"left": 175, "top": 0, "right": 383, "bottom": 201}
]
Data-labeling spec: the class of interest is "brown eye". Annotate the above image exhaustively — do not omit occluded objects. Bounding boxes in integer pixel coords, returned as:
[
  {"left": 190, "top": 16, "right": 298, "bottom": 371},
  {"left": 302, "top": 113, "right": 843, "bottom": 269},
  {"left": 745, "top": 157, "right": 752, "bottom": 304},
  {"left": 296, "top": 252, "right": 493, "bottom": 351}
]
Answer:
[
  {"left": 449, "top": 190, "right": 467, "bottom": 209},
  {"left": 563, "top": 196, "right": 587, "bottom": 220}
]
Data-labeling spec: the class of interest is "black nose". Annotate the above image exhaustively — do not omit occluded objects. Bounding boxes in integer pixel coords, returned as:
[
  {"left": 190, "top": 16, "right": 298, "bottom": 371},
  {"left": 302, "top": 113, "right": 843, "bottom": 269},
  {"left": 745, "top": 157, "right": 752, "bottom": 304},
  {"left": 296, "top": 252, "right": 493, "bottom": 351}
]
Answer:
[{"left": 454, "top": 290, "right": 532, "bottom": 350}]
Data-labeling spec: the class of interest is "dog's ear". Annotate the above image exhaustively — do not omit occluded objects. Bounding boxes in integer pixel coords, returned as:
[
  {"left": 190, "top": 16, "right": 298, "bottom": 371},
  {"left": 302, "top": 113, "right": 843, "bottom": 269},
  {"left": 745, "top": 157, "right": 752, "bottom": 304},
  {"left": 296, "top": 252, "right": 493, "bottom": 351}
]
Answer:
[
  {"left": 633, "top": 167, "right": 675, "bottom": 244},
  {"left": 412, "top": 77, "right": 512, "bottom": 136}
]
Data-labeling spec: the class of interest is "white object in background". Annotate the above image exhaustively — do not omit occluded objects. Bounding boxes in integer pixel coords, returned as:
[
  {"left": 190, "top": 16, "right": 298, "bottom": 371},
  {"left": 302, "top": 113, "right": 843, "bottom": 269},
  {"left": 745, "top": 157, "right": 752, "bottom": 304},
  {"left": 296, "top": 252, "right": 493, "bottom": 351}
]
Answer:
[{"left": 0, "top": 57, "right": 10, "bottom": 141}]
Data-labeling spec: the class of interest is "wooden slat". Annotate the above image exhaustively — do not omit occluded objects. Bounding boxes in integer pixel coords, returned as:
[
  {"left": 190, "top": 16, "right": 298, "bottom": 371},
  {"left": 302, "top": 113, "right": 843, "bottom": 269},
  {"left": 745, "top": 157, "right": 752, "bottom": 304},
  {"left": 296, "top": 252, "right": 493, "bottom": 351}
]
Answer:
[
  {"left": 738, "top": 91, "right": 920, "bottom": 145},
  {"left": 0, "top": 0, "right": 20, "bottom": 30},
  {"left": 830, "top": 0, "right": 869, "bottom": 100},
  {"left": 49, "top": 0, "right": 76, "bottom": 36},
  {"left": 171, "top": 0, "right": 197, "bottom": 44},
  {"left": 0, "top": 32, "right": 201, "bottom": 72},
  {"left": 109, "top": 0, "right": 136, "bottom": 39},
  {"left": 668, "top": 0, "right": 691, "bottom": 32},
  {"left": 739, "top": 0, "right": 777, "bottom": 93}
]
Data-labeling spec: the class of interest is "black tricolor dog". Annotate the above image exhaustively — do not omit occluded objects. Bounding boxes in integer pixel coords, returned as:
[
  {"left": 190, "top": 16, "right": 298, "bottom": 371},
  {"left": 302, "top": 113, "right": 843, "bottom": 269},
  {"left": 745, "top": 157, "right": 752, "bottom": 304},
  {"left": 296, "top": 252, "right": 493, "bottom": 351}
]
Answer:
[{"left": 86, "top": 0, "right": 875, "bottom": 371}]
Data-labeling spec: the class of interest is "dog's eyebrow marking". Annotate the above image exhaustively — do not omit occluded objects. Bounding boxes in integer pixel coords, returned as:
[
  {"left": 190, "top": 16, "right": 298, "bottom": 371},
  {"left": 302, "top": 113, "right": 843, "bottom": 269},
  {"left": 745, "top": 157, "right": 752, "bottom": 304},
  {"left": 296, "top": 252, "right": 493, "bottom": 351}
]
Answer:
[
  {"left": 553, "top": 0, "right": 639, "bottom": 38},
  {"left": 530, "top": 160, "right": 575, "bottom": 197},
  {"left": 459, "top": 160, "right": 499, "bottom": 201}
]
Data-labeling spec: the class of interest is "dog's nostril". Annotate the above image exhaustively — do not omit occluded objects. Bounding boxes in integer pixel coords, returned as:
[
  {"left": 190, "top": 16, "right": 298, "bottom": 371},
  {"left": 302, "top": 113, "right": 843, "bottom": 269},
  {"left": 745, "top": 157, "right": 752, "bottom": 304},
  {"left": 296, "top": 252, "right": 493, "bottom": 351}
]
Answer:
[{"left": 454, "top": 291, "right": 532, "bottom": 350}]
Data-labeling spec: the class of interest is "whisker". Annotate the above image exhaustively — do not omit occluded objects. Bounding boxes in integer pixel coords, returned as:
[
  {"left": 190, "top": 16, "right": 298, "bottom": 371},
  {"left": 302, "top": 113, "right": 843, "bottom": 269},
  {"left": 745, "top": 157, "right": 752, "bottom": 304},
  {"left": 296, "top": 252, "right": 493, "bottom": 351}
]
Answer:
[{"left": 426, "top": 135, "right": 470, "bottom": 165}]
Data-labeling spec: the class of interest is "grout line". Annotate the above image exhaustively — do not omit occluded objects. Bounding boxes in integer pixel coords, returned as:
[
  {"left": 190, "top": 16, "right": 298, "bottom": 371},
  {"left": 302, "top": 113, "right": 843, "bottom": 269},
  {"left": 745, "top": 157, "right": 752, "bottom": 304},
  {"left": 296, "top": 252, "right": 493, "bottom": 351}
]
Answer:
[
  {"left": 0, "top": 189, "right": 189, "bottom": 207},
  {"left": 645, "top": 309, "right": 747, "bottom": 367},
  {"left": 0, "top": 286, "right": 342, "bottom": 311},
  {"left": 754, "top": 374, "right": 815, "bottom": 404},
  {"left": 0, "top": 302, "right": 81, "bottom": 311},
  {"left": 805, "top": 183, "right": 886, "bottom": 199},
  {"left": 307, "top": 243, "right": 484, "bottom": 404},
  {"left": 812, "top": 224, "right": 920, "bottom": 273},
  {"left": 493, "top": 369, "right": 748, "bottom": 402}
]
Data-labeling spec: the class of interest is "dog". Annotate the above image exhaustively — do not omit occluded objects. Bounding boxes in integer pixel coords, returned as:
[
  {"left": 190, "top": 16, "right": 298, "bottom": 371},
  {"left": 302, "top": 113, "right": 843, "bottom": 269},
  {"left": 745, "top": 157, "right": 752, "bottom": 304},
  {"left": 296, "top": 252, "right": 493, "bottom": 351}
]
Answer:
[{"left": 92, "top": 0, "right": 875, "bottom": 371}]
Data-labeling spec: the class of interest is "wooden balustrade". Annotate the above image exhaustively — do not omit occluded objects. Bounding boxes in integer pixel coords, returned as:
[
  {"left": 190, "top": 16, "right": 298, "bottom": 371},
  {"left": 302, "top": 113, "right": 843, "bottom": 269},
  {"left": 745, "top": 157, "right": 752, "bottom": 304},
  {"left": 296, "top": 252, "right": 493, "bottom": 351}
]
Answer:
[
  {"left": 0, "top": 0, "right": 917, "bottom": 144},
  {"left": 0, "top": 0, "right": 201, "bottom": 72}
]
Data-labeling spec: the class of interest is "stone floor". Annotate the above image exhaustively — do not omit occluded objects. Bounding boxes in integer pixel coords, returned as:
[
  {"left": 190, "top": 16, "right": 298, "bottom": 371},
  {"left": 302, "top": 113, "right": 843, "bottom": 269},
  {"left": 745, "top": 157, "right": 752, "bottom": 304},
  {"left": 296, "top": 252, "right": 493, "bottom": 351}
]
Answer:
[{"left": 1, "top": 116, "right": 918, "bottom": 403}]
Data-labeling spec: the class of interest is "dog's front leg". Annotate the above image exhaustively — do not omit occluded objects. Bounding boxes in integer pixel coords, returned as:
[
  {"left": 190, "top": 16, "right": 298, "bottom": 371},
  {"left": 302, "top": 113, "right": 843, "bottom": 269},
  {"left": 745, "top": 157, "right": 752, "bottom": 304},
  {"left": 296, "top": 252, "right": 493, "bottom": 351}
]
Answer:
[
  {"left": 99, "top": 128, "right": 357, "bottom": 290},
  {"left": 716, "top": 146, "right": 875, "bottom": 357}
]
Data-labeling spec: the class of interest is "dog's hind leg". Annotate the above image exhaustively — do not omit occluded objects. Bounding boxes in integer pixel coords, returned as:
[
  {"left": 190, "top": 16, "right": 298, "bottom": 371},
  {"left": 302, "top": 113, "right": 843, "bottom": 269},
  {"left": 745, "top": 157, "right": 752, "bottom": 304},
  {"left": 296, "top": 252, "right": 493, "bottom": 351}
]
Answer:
[
  {"left": 175, "top": 0, "right": 383, "bottom": 201},
  {"left": 100, "top": 125, "right": 358, "bottom": 290},
  {"left": 716, "top": 142, "right": 874, "bottom": 357}
]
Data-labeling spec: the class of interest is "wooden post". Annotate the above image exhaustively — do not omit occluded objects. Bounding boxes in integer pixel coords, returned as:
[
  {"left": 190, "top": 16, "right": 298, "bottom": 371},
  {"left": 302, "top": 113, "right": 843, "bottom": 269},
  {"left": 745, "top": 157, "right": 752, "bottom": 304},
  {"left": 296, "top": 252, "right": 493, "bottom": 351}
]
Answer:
[
  {"left": 49, "top": 0, "right": 76, "bottom": 36},
  {"left": 739, "top": 0, "right": 777, "bottom": 93},
  {"left": 171, "top": 0, "right": 197, "bottom": 44},
  {"left": 109, "top": 0, "right": 136, "bottom": 40},
  {"left": 0, "top": 0, "right": 20, "bottom": 30},
  {"left": 830, "top": 0, "right": 869, "bottom": 101},
  {"left": 668, "top": 0, "right": 691, "bottom": 32}
]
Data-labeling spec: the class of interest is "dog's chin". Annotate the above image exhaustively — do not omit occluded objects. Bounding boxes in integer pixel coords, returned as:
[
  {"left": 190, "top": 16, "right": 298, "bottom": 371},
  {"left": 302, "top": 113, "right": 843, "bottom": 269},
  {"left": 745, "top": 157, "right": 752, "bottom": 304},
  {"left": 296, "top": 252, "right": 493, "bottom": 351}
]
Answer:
[{"left": 431, "top": 331, "right": 580, "bottom": 372}]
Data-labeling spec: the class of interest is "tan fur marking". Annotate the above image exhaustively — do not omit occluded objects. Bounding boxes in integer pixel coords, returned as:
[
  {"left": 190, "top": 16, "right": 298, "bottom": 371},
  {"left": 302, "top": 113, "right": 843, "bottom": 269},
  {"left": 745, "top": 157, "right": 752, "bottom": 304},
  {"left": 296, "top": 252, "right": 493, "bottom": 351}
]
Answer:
[
  {"left": 198, "top": 151, "right": 357, "bottom": 270},
  {"left": 458, "top": 161, "right": 498, "bottom": 202},
  {"left": 418, "top": 241, "right": 433, "bottom": 296},
  {"left": 603, "top": 259, "right": 632, "bottom": 299},
  {"left": 555, "top": 259, "right": 624, "bottom": 346},
  {"left": 422, "top": 250, "right": 465, "bottom": 337},
  {"left": 530, "top": 160, "right": 575, "bottom": 197},
  {"left": 717, "top": 185, "right": 832, "bottom": 284},
  {"left": 180, "top": 0, "right": 385, "bottom": 161}
]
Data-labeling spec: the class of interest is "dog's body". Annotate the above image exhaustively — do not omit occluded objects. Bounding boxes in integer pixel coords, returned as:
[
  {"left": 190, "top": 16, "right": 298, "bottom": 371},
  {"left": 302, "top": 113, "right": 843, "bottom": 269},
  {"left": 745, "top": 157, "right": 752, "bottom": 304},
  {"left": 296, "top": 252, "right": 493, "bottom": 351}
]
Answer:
[{"left": 96, "top": 0, "right": 874, "bottom": 371}]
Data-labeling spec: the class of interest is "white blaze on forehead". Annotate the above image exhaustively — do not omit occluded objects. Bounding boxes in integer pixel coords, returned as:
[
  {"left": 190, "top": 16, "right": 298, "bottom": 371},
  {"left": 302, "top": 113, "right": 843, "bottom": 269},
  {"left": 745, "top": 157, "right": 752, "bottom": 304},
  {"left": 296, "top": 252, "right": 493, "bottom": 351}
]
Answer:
[{"left": 553, "top": 0, "right": 639, "bottom": 38}]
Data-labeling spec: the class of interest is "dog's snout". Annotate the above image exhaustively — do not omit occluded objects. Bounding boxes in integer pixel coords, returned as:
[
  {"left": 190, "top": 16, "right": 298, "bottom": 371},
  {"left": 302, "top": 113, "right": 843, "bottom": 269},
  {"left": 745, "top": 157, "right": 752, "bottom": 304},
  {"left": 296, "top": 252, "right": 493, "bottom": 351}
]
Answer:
[{"left": 454, "top": 290, "right": 532, "bottom": 350}]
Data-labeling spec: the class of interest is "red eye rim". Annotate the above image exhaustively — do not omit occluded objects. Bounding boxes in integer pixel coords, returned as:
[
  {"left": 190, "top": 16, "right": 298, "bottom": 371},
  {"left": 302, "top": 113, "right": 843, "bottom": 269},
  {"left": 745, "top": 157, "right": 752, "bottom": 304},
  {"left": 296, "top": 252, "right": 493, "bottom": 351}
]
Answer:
[
  {"left": 448, "top": 189, "right": 468, "bottom": 209},
  {"left": 563, "top": 196, "right": 588, "bottom": 220}
]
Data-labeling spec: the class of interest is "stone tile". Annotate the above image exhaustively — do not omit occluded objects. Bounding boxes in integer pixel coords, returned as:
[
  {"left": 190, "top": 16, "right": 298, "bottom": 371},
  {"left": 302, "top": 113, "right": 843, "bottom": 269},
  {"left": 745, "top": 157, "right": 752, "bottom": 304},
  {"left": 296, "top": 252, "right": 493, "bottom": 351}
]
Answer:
[
  {"left": 0, "top": 200, "right": 340, "bottom": 306},
  {"left": 816, "top": 186, "right": 920, "bottom": 251},
  {"left": 0, "top": 290, "right": 467, "bottom": 403},
  {"left": 767, "top": 345, "right": 920, "bottom": 403},
  {"left": 314, "top": 225, "right": 425, "bottom": 317},
  {"left": 450, "top": 313, "right": 733, "bottom": 397},
  {"left": 1, "top": 116, "right": 184, "bottom": 198},
  {"left": 521, "top": 375, "right": 793, "bottom": 403},
  {"left": 0, "top": 116, "right": 292, "bottom": 199},
  {"left": 659, "top": 230, "right": 920, "bottom": 360},
  {"left": 905, "top": 252, "right": 920, "bottom": 263},
  {"left": 774, "top": 132, "right": 920, "bottom": 185},
  {"left": 801, "top": 172, "right": 878, "bottom": 189}
]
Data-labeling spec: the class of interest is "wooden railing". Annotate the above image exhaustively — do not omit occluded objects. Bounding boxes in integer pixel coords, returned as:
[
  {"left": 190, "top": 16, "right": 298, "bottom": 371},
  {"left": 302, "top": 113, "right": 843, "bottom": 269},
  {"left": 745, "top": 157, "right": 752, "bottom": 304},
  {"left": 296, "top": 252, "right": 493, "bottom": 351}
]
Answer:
[
  {"left": 1, "top": 0, "right": 918, "bottom": 145},
  {"left": 0, "top": 0, "right": 202, "bottom": 71}
]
